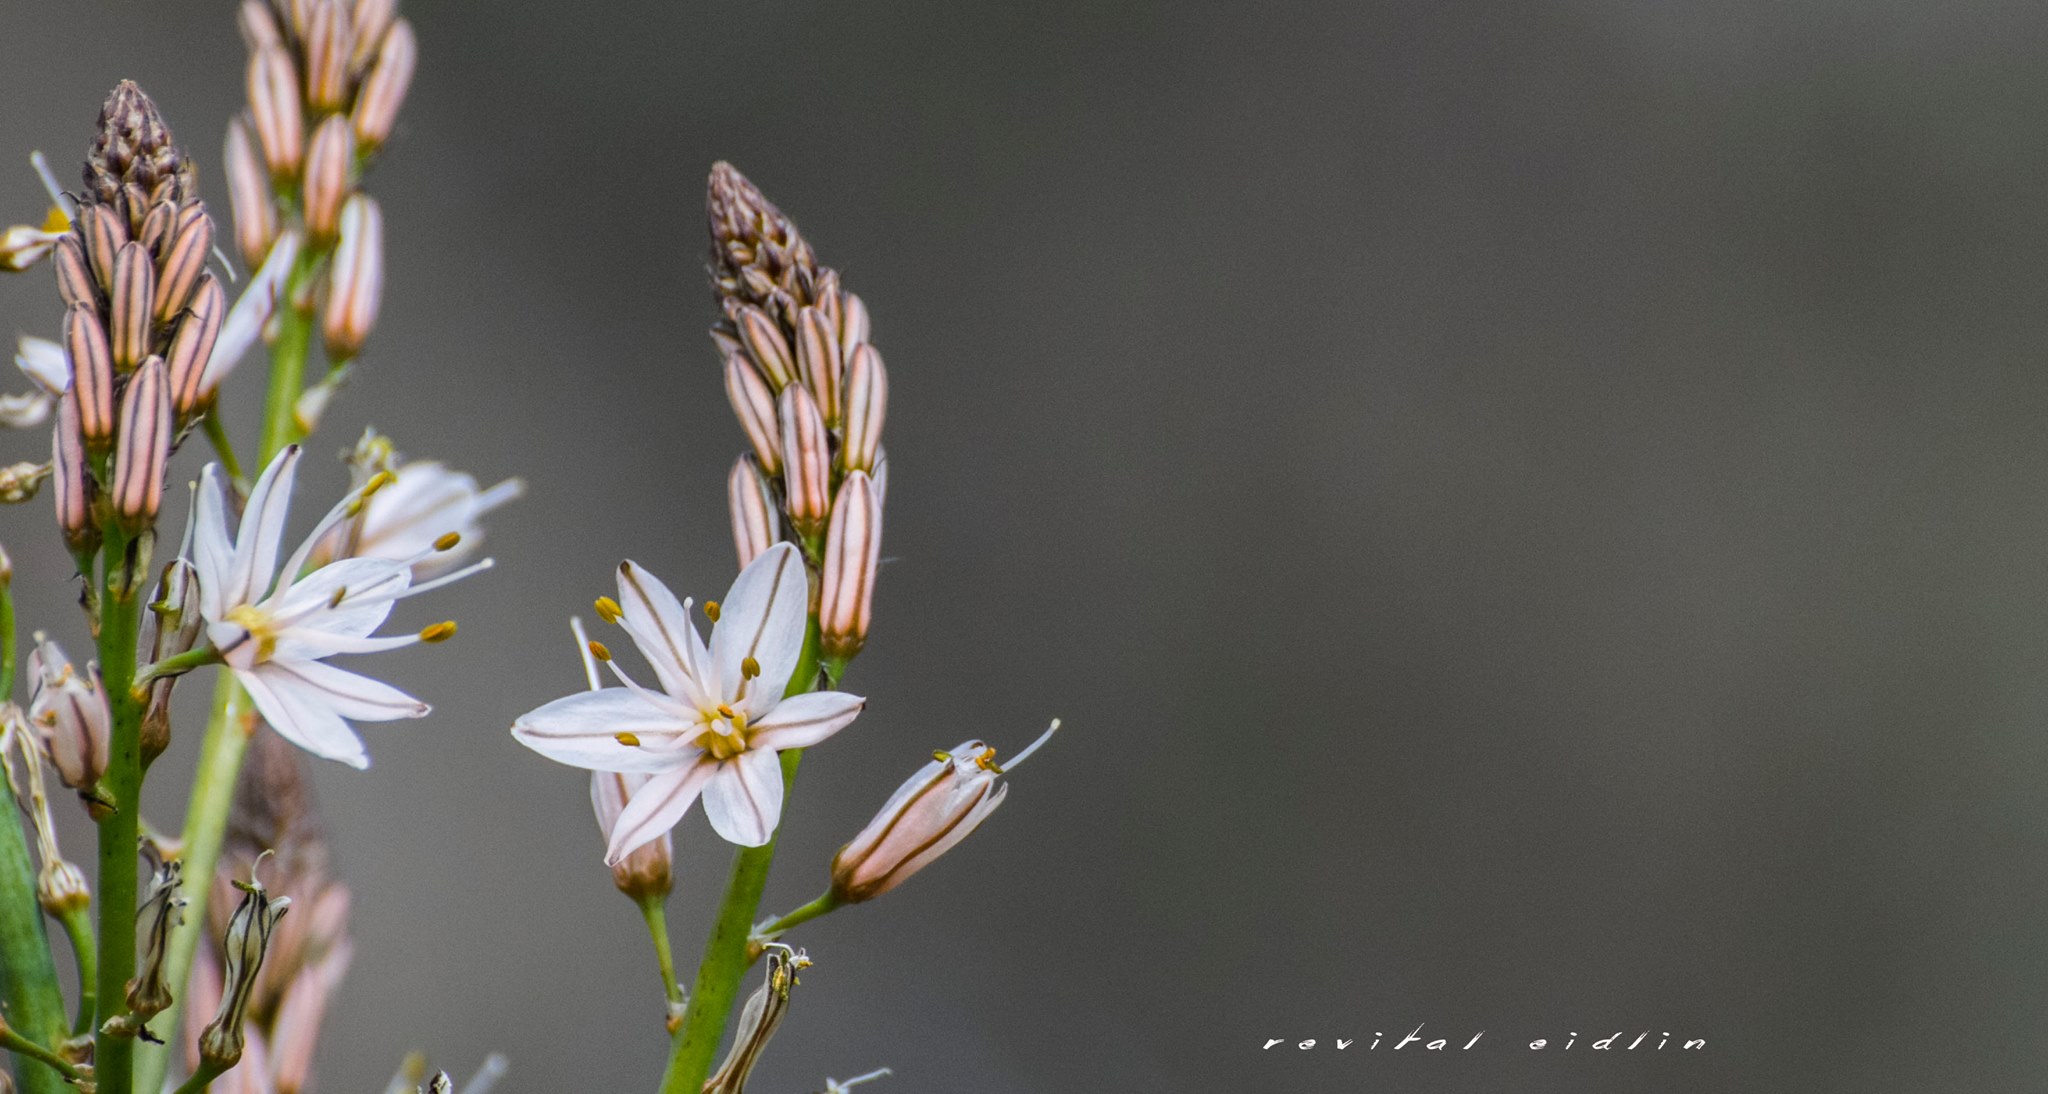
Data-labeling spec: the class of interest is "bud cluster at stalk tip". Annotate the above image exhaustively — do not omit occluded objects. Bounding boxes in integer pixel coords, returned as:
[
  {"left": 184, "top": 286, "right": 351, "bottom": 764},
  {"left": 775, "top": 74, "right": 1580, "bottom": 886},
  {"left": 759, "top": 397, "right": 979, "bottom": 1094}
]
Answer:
[
  {"left": 707, "top": 163, "right": 889, "bottom": 660},
  {"left": 47, "top": 82, "right": 224, "bottom": 555}
]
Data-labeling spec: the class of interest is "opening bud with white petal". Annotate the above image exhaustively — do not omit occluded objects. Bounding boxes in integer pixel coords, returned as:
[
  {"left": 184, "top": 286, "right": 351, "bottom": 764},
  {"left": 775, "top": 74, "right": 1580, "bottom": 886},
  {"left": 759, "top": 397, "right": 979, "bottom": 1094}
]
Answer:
[
  {"left": 777, "top": 383, "right": 830, "bottom": 537},
  {"left": 830, "top": 722, "right": 1059, "bottom": 904},
  {"left": 818, "top": 471, "right": 881, "bottom": 661},
  {"left": 323, "top": 194, "right": 383, "bottom": 358},
  {"left": 593, "top": 771, "right": 673, "bottom": 901},
  {"left": 27, "top": 635, "right": 110, "bottom": 792}
]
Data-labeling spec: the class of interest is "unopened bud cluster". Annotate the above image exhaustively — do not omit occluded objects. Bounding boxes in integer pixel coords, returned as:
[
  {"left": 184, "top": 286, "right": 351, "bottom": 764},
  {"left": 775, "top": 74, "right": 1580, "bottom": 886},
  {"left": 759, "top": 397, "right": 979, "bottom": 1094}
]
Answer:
[
  {"left": 708, "top": 164, "right": 886, "bottom": 662},
  {"left": 52, "top": 83, "right": 222, "bottom": 552},
  {"left": 231, "top": 0, "right": 413, "bottom": 367}
]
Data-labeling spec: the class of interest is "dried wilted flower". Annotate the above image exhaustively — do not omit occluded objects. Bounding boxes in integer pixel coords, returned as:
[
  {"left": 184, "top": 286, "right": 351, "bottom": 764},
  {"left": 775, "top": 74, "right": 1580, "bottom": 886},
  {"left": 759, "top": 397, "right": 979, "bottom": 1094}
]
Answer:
[
  {"left": 26, "top": 633, "right": 110, "bottom": 792},
  {"left": 704, "top": 945, "right": 811, "bottom": 1094},
  {"left": 199, "top": 858, "right": 293, "bottom": 1069}
]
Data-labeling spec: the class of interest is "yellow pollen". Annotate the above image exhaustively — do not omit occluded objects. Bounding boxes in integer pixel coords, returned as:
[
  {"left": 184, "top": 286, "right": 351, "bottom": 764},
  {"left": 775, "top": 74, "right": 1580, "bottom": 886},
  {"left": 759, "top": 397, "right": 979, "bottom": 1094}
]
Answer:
[
  {"left": 594, "top": 596, "right": 623, "bottom": 624},
  {"left": 974, "top": 747, "right": 1002, "bottom": 773},
  {"left": 615, "top": 732, "right": 641, "bottom": 747},
  {"left": 434, "top": 531, "right": 461, "bottom": 552},
  {"left": 226, "top": 605, "right": 280, "bottom": 662},
  {"left": 588, "top": 640, "right": 612, "bottom": 662},
  {"left": 741, "top": 656, "right": 760, "bottom": 679},
  {"left": 419, "top": 621, "right": 457, "bottom": 643},
  {"left": 703, "top": 600, "right": 720, "bottom": 623}
]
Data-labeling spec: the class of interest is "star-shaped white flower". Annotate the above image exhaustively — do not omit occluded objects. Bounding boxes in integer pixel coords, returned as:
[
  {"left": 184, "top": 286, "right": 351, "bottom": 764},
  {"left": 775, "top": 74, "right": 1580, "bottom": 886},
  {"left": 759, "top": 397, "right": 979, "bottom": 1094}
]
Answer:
[
  {"left": 512, "top": 543, "right": 864, "bottom": 858},
  {"left": 192, "top": 445, "right": 488, "bottom": 768},
  {"left": 343, "top": 459, "right": 522, "bottom": 578}
]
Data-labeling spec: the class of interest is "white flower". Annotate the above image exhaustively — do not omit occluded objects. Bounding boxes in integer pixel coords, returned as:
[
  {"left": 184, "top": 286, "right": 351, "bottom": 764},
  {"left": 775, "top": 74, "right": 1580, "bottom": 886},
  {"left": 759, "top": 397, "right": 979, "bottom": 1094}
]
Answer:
[
  {"left": 201, "top": 229, "right": 301, "bottom": 397},
  {"left": 192, "top": 445, "right": 488, "bottom": 768},
  {"left": 512, "top": 543, "right": 864, "bottom": 857},
  {"left": 0, "top": 335, "right": 67, "bottom": 429}
]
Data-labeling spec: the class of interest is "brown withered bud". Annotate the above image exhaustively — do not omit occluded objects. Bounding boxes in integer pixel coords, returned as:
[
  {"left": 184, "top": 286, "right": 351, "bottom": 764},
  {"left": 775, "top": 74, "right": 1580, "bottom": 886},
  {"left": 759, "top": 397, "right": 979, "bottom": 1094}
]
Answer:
[{"left": 84, "top": 82, "right": 191, "bottom": 208}]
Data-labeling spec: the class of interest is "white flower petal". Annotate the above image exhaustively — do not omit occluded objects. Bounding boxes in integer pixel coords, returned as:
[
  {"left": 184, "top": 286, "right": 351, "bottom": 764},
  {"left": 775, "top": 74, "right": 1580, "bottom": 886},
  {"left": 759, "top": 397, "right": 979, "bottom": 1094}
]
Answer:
[
  {"left": 614, "top": 560, "right": 712, "bottom": 706},
  {"left": 230, "top": 446, "right": 302, "bottom": 609},
  {"left": 206, "top": 230, "right": 299, "bottom": 393},
  {"left": 271, "top": 557, "right": 409, "bottom": 639},
  {"left": 263, "top": 658, "right": 428, "bottom": 722},
  {"left": 606, "top": 756, "right": 720, "bottom": 865},
  {"left": 701, "top": 747, "right": 785, "bottom": 847},
  {"left": 710, "top": 543, "right": 808, "bottom": 703},
  {"left": 194, "top": 465, "right": 238, "bottom": 621},
  {"left": 745, "top": 690, "right": 865, "bottom": 752},
  {"left": 0, "top": 391, "right": 53, "bottom": 428},
  {"left": 14, "top": 335, "right": 69, "bottom": 394},
  {"left": 511, "top": 688, "right": 699, "bottom": 773},
  {"left": 237, "top": 664, "right": 370, "bottom": 769}
]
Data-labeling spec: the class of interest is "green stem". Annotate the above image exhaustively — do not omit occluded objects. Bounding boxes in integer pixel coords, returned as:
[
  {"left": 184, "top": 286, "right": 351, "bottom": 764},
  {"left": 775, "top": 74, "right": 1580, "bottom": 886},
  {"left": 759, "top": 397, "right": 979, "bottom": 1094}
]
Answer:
[
  {"left": 0, "top": 1022, "right": 86, "bottom": 1083},
  {"left": 169, "top": 1061, "right": 224, "bottom": 1094},
  {"left": 659, "top": 621, "right": 822, "bottom": 1094},
  {"left": 91, "top": 529, "right": 147, "bottom": 1094},
  {"left": 57, "top": 904, "right": 96, "bottom": 1038},
  {"left": 637, "top": 895, "right": 685, "bottom": 1032},
  {"left": 132, "top": 252, "right": 321, "bottom": 1094},
  {"left": 750, "top": 891, "right": 843, "bottom": 953},
  {"left": 132, "top": 645, "right": 222, "bottom": 691},
  {"left": 200, "top": 412, "right": 245, "bottom": 490},
  {"left": 131, "top": 674, "right": 249, "bottom": 1094}
]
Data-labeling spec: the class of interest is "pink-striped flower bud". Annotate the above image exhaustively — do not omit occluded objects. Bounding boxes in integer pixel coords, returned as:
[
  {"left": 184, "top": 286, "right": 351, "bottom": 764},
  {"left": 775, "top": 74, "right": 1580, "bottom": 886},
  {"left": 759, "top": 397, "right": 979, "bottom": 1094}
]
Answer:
[
  {"left": 351, "top": 0, "right": 397, "bottom": 70},
  {"left": 795, "top": 306, "right": 842, "bottom": 425},
  {"left": 153, "top": 205, "right": 212, "bottom": 323},
  {"left": 138, "top": 202, "right": 174, "bottom": 260},
  {"left": 237, "top": 0, "right": 284, "bottom": 53},
  {"left": 64, "top": 302, "right": 116, "bottom": 449},
  {"left": 724, "top": 353, "right": 781, "bottom": 475},
  {"left": 81, "top": 203, "right": 128, "bottom": 293},
  {"left": 303, "top": 0, "right": 353, "bottom": 113},
  {"left": 302, "top": 116, "right": 353, "bottom": 244},
  {"left": 27, "top": 635, "right": 111, "bottom": 791},
  {"left": 223, "top": 118, "right": 276, "bottom": 267},
  {"left": 53, "top": 235, "right": 96, "bottom": 308},
  {"left": 109, "top": 240, "right": 155, "bottom": 370},
  {"left": 248, "top": 47, "right": 305, "bottom": 180},
  {"left": 839, "top": 292, "right": 871, "bottom": 358},
  {"left": 728, "top": 455, "right": 779, "bottom": 568},
  {"left": 776, "top": 383, "right": 830, "bottom": 536},
  {"left": 840, "top": 344, "right": 887, "bottom": 473},
  {"left": 352, "top": 19, "right": 416, "bottom": 151},
  {"left": 592, "top": 772, "right": 673, "bottom": 901},
  {"left": 737, "top": 305, "right": 796, "bottom": 390},
  {"left": 51, "top": 396, "right": 95, "bottom": 555},
  {"left": 112, "top": 356, "right": 170, "bottom": 531},
  {"left": 322, "top": 194, "right": 382, "bottom": 358},
  {"left": 830, "top": 722, "right": 1058, "bottom": 903},
  {"left": 818, "top": 471, "right": 880, "bottom": 661},
  {"left": 167, "top": 273, "right": 224, "bottom": 416}
]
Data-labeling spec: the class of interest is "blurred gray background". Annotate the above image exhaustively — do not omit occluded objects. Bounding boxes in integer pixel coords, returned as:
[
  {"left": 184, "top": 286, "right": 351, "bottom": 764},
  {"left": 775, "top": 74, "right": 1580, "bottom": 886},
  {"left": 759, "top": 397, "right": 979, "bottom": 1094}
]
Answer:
[{"left": 5, "top": 0, "right": 2047, "bottom": 1090}]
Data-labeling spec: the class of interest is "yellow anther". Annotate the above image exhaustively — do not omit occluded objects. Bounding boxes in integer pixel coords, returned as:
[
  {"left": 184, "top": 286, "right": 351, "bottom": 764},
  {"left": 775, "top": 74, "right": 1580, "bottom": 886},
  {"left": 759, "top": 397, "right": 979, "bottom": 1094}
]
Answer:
[
  {"left": 433, "top": 531, "right": 461, "bottom": 552},
  {"left": 741, "top": 656, "right": 760, "bottom": 679},
  {"left": 41, "top": 207, "right": 69, "bottom": 233},
  {"left": 419, "top": 621, "right": 457, "bottom": 643},
  {"left": 974, "top": 747, "right": 1002, "bottom": 773},
  {"left": 329, "top": 586, "right": 348, "bottom": 608},
  {"left": 594, "top": 596, "right": 623, "bottom": 624},
  {"left": 932, "top": 750, "right": 952, "bottom": 763},
  {"left": 588, "top": 640, "right": 612, "bottom": 662},
  {"left": 717, "top": 704, "right": 737, "bottom": 720},
  {"left": 615, "top": 732, "right": 641, "bottom": 747},
  {"left": 361, "top": 469, "right": 397, "bottom": 497},
  {"left": 703, "top": 600, "right": 720, "bottom": 623}
]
